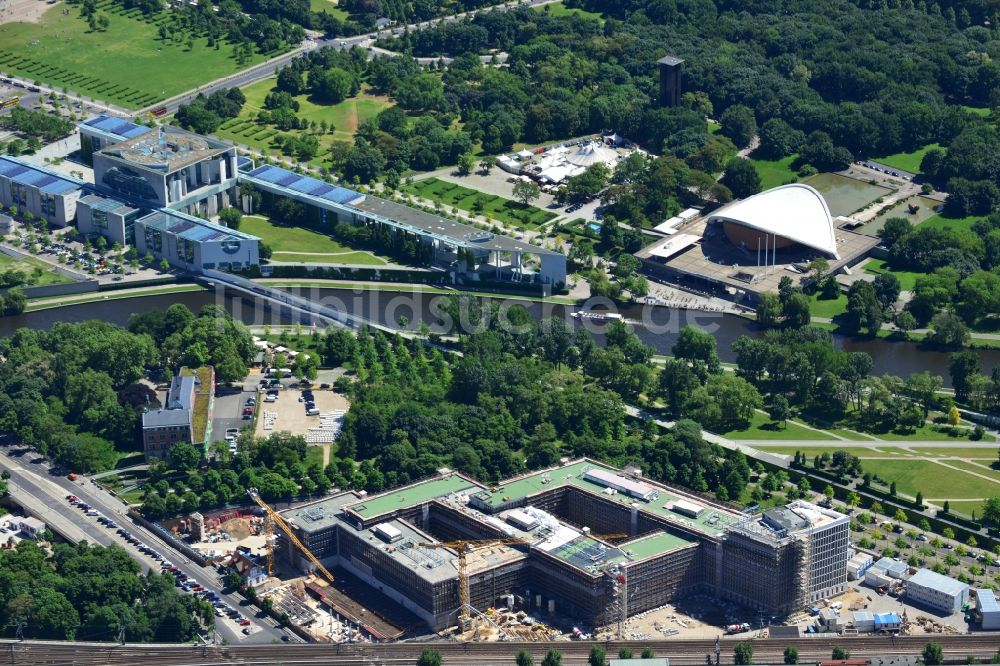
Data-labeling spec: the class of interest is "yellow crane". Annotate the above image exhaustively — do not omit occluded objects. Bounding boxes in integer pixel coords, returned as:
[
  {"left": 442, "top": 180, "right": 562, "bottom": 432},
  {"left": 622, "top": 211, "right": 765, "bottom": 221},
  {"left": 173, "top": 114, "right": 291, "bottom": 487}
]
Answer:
[
  {"left": 418, "top": 537, "right": 530, "bottom": 629},
  {"left": 247, "top": 489, "right": 335, "bottom": 585}
]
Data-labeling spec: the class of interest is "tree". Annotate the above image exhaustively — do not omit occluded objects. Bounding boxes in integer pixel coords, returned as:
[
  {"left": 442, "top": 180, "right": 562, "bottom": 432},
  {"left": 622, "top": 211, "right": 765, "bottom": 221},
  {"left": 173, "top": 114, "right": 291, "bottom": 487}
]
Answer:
[
  {"left": 158, "top": 258, "right": 170, "bottom": 273},
  {"left": 783, "top": 646, "right": 798, "bottom": 664},
  {"left": 542, "top": 649, "right": 563, "bottom": 666},
  {"left": 641, "top": 649, "right": 655, "bottom": 659},
  {"left": 417, "top": 650, "right": 442, "bottom": 666},
  {"left": 313, "top": 68, "right": 355, "bottom": 104},
  {"left": 922, "top": 642, "right": 944, "bottom": 666},
  {"left": 721, "top": 158, "right": 762, "bottom": 199},
  {"left": 782, "top": 292, "right": 811, "bottom": 329},
  {"left": 457, "top": 152, "right": 476, "bottom": 175},
  {"left": 720, "top": 104, "right": 758, "bottom": 149},
  {"left": 831, "top": 647, "right": 850, "bottom": 660},
  {"left": 894, "top": 508, "right": 908, "bottom": 523},
  {"left": 928, "top": 310, "right": 969, "bottom": 347},
  {"left": 769, "top": 395, "right": 791, "bottom": 427},
  {"left": 873, "top": 273, "right": 901, "bottom": 310},
  {"left": 846, "top": 281, "right": 883, "bottom": 335},
  {"left": 168, "top": 442, "right": 201, "bottom": 471},
  {"left": 756, "top": 292, "right": 782, "bottom": 328},
  {"left": 618, "top": 648, "right": 633, "bottom": 659},
  {"left": 517, "top": 650, "right": 535, "bottom": 666},
  {"left": 218, "top": 206, "right": 242, "bottom": 230},
  {"left": 734, "top": 641, "right": 753, "bottom": 665},
  {"left": 950, "top": 351, "right": 980, "bottom": 402},
  {"left": 983, "top": 497, "right": 1000, "bottom": 524},
  {"left": 879, "top": 217, "right": 911, "bottom": 248},
  {"left": 479, "top": 156, "right": 497, "bottom": 174},
  {"left": 588, "top": 646, "right": 606, "bottom": 666},
  {"left": 513, "top": 180, "right": 541, "bottom": 207},
  {"left": 2, "top": 288, "right": 26, "bottom": 315}
]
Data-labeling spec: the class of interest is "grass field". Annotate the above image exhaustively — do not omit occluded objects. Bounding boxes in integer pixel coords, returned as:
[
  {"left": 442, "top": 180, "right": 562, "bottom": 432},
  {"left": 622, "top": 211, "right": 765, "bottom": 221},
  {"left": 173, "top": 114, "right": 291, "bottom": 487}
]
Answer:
[
  {"left": 919, "top": 211, "right": 982, "bottom": 241},
  {"left": 749, "top": 154, "right": 799, "bottom": 190},
  {"left": 0, "top": 252, "right": 74, "bottom": 286},
  {"left": 535, "top": 1, "right": 604, "bottom": 20},
  {"left": 752, "top": 443, "right": 1000, "bottom": 512},
  {"left": 403, "top": 177, "right": 557, "bottom": 230},
  {"left": 215, "top": 77, "right": 392, "bottom": 164},
  {"left": 0, "top": 0, "right": 276, "bottom": 109},
  {"left": 241, "top": 215, "right": 387, "bottom": 265},
  {"left": 875, "top": 143, "right": 941, "bottom": 174},
  {"left": 807, "top": 291, "right": 848, "bottom": 319},
  {"left": 862, "top": 258, "right": 923, "bottom": 292},
  {"left": 309, "top": 0, "right": 351, "bottom": 18},
  {"left": 722, "top": 411, "right": 839, "bottom": 441}
]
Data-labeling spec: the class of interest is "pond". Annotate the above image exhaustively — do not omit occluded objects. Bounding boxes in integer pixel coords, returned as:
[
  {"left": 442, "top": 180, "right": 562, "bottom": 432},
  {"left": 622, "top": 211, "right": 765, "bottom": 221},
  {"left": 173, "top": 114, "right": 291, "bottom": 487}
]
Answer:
[
  {"left": 860, "top": 196, "right": 942, "bottom": 236},
  {"left": 803, "top": 173, "right": 893, "bottom": 217}
]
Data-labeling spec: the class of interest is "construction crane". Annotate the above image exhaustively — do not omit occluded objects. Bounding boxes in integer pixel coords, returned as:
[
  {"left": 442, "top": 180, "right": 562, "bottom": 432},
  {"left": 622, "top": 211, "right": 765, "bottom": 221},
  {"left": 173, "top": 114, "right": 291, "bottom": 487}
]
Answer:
[
  {"left": 247, "top": 488, "right": 335, "bottom": 585},
  {"left": 418, "top": 537, "right": 530, "bottom": 630}
]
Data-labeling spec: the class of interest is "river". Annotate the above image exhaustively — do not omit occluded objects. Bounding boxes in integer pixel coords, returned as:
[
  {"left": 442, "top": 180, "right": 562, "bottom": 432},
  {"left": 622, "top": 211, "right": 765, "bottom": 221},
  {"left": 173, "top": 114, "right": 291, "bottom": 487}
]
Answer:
[{"left": 3, "top": 286, "right": 998, "bottom": 386}]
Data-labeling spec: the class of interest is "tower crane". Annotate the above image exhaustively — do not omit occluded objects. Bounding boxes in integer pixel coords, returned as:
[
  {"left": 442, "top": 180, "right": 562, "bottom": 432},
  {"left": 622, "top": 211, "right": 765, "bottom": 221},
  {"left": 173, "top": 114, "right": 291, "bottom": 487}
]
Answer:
[
  {"left": 247, "top": 489, "right": 335, "bottom": 585},
  {"left": 417, "top": 537, "right": 530, "bottom": 630}
]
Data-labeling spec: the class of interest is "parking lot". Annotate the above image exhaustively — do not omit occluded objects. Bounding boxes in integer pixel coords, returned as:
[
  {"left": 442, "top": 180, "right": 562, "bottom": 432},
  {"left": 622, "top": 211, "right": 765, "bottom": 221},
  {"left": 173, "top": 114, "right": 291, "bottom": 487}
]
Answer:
[
  {"left": 211, "top": 386, "right": 257, "bottom": 452},
  {"left": 254, "top": 381, "right": 346, "bottom": 442}
]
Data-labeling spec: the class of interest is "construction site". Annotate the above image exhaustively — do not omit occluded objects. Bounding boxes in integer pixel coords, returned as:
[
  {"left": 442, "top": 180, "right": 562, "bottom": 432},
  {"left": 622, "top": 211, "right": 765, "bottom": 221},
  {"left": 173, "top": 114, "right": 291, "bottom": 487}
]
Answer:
[{"left": 254, "top": 458, "right": 854, "bottom": 641}]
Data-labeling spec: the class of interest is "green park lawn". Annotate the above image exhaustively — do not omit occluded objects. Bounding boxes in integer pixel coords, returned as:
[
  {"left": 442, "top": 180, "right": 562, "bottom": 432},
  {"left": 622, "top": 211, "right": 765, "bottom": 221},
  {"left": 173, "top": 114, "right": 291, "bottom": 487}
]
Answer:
[
  {"left": 215, "top": 77, "right": 392, "bottom": 163},
  {"left": 862, "top": 258, "right": 922, "bottom": 291},
  {"left": 721, "top": 411, "right": 840, "bottom": 441},
  {"left": 807, "top": 292, "right": 848, "bottom": 319},
  {"left": 240, "top": 215, "right": 387, "bottom": 266},
  {"left": 0, "top": 0, "right": 275, "bottom": 109},
  {"left": 309, "top": 0, "right": 351, "bottom": 19},
  {"left": 874, "top": 143, "right": 940, "bottom": 174},
  {"left": 918, "top": 212, "right": 982, "bottom": 241},
  {"left": 535, "top": 1, "right": 605, "bottom": 20},
  {"left": 0, "top": 252, "right": 73, "bottom": 286},
  {"left": 748, "top": 154, "right": 798, "bottom": 190},
  {"left": 403, "top": 177, "right": 557, "bottom": 230},
  {"left": 857, "top": 458, "right": 1000, "bottom": 503}
]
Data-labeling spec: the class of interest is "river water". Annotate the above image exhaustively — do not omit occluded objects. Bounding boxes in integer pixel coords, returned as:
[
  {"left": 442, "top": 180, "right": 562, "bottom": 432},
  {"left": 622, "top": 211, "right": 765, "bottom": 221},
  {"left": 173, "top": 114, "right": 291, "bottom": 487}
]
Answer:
[{"left": 3, "top": 286, "right": 998, "bottom": 386}]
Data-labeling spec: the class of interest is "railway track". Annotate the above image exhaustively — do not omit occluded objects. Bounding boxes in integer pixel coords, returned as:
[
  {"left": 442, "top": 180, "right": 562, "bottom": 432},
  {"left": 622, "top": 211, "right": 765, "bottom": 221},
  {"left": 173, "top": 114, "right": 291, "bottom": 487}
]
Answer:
[{"left": 4, "top": 635, "right": 999, "bottom": 666}]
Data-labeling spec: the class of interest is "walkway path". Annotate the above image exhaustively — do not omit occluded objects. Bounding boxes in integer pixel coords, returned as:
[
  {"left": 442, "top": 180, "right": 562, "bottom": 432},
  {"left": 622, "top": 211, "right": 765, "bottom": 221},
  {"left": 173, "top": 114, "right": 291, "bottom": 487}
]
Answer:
[{"left": 810, "top": 315, "right": 1000, "bottom": 342}]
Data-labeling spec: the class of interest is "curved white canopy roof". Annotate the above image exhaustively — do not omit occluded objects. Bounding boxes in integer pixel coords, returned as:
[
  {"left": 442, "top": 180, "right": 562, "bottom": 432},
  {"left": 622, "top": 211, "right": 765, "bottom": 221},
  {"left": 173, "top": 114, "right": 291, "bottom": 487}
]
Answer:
[{"left": 711, "top": 183, "right": 839, "bottom": 258}]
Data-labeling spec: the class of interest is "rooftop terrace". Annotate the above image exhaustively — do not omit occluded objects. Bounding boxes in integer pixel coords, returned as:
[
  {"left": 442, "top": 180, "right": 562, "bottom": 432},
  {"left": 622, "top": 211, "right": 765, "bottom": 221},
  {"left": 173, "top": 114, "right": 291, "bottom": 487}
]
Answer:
[
  {"left": 476, "top": 459, "right": 740, "bottom": 537},
  {"left": 347, "top": 474, "right": 482, "bottom": 520},
  {"left": 99, "top": 127, "right": 228, "bottom": 172}
]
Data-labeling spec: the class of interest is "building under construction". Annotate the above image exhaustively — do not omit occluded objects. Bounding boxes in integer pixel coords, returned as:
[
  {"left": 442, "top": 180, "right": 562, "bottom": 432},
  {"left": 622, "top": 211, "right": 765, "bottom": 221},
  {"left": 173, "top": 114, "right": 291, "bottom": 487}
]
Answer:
[{"left": 277, "top": 459, "right": 849, "bottom": 632}]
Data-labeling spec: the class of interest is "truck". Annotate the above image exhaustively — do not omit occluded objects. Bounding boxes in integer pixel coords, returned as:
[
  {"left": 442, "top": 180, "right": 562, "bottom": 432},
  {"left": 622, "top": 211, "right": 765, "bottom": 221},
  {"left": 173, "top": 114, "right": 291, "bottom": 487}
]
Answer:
[{"left": 727, "top": 623, "right": 750, "bottom": 634}]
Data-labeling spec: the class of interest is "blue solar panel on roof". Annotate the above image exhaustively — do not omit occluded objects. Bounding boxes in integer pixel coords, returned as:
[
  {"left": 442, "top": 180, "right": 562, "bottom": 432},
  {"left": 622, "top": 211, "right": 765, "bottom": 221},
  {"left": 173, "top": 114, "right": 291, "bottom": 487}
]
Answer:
[
  {"left": 170, "top": 220, "right": 197, "bottom": 234},
  {"left": 309, "top": 183, "right": 335, "bottom": 196},
  {"left": 276, "top": 173, "right": 300, "bottom": 187},
  {"left": 3, "top": 165, "right": 29, "bottom": 177},
  {"left": 288, "top": 179, "right": 319, "bottom": 193},
  {"left": 34, "top": 175, "right": 57, "bottom": 187},
  {"left": 246, "top": 164, "right": 270, "bottom": 177}
]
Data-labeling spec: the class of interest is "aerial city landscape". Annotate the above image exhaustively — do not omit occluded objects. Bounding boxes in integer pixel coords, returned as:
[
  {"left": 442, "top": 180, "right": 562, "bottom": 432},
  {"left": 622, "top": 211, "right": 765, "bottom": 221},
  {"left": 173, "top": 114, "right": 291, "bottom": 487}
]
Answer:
[{"left": 2, "top": 0, "right": 1000, "bottom": 663}]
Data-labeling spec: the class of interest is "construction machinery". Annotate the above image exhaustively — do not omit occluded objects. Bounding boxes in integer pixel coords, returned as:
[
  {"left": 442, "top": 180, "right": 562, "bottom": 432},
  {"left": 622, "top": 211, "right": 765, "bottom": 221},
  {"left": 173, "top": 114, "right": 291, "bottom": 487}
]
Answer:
[
  {"left": 247, "top": 488, "right": 335, "bottom": 585},
  {"left": 418, "top": 537, "right": 531, "bottom": 631}
]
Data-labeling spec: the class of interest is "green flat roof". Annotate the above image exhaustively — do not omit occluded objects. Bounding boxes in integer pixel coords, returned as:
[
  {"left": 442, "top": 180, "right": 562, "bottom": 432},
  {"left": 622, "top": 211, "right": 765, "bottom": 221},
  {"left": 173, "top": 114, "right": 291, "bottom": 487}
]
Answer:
[
  {"left": 481, "top": 459, "right": 739, "bottom": 537},
  {"left": 619, "top": 531, "right": 696, "bottom": 561},
  {"left": 348, "top": 474, "right": 481, "bottom": 519}
]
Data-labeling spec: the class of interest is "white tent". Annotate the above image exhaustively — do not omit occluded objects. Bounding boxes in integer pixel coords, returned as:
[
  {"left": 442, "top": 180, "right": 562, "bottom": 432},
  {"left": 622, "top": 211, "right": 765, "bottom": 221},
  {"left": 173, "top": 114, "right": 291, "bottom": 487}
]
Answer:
[
  {"left": 565, "top": 142, "right": 618, "bottom": 168},
  {"left": 516, "top": 149, "right": 533, "bottom": 160}
]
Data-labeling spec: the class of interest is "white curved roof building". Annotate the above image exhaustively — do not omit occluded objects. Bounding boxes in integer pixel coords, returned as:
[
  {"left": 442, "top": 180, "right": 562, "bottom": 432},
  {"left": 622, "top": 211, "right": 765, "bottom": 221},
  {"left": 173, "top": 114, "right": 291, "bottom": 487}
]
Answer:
[{"left": 709, "top": 183, "right": 839, "bottom": 259}]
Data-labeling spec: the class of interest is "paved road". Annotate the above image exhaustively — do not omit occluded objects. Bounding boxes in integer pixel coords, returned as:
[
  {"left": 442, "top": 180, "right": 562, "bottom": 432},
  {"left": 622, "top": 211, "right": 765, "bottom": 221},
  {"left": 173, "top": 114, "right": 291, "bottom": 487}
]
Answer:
[{"left": 0, "top": 446, "right": 295, "bottom": 645}]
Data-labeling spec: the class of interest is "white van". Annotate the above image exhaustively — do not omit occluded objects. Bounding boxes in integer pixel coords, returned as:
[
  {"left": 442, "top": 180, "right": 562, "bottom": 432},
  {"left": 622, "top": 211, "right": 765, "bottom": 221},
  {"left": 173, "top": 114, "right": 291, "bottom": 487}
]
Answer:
[{"left": 306, "top": 408, "right": 320, "bottom": 416}]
